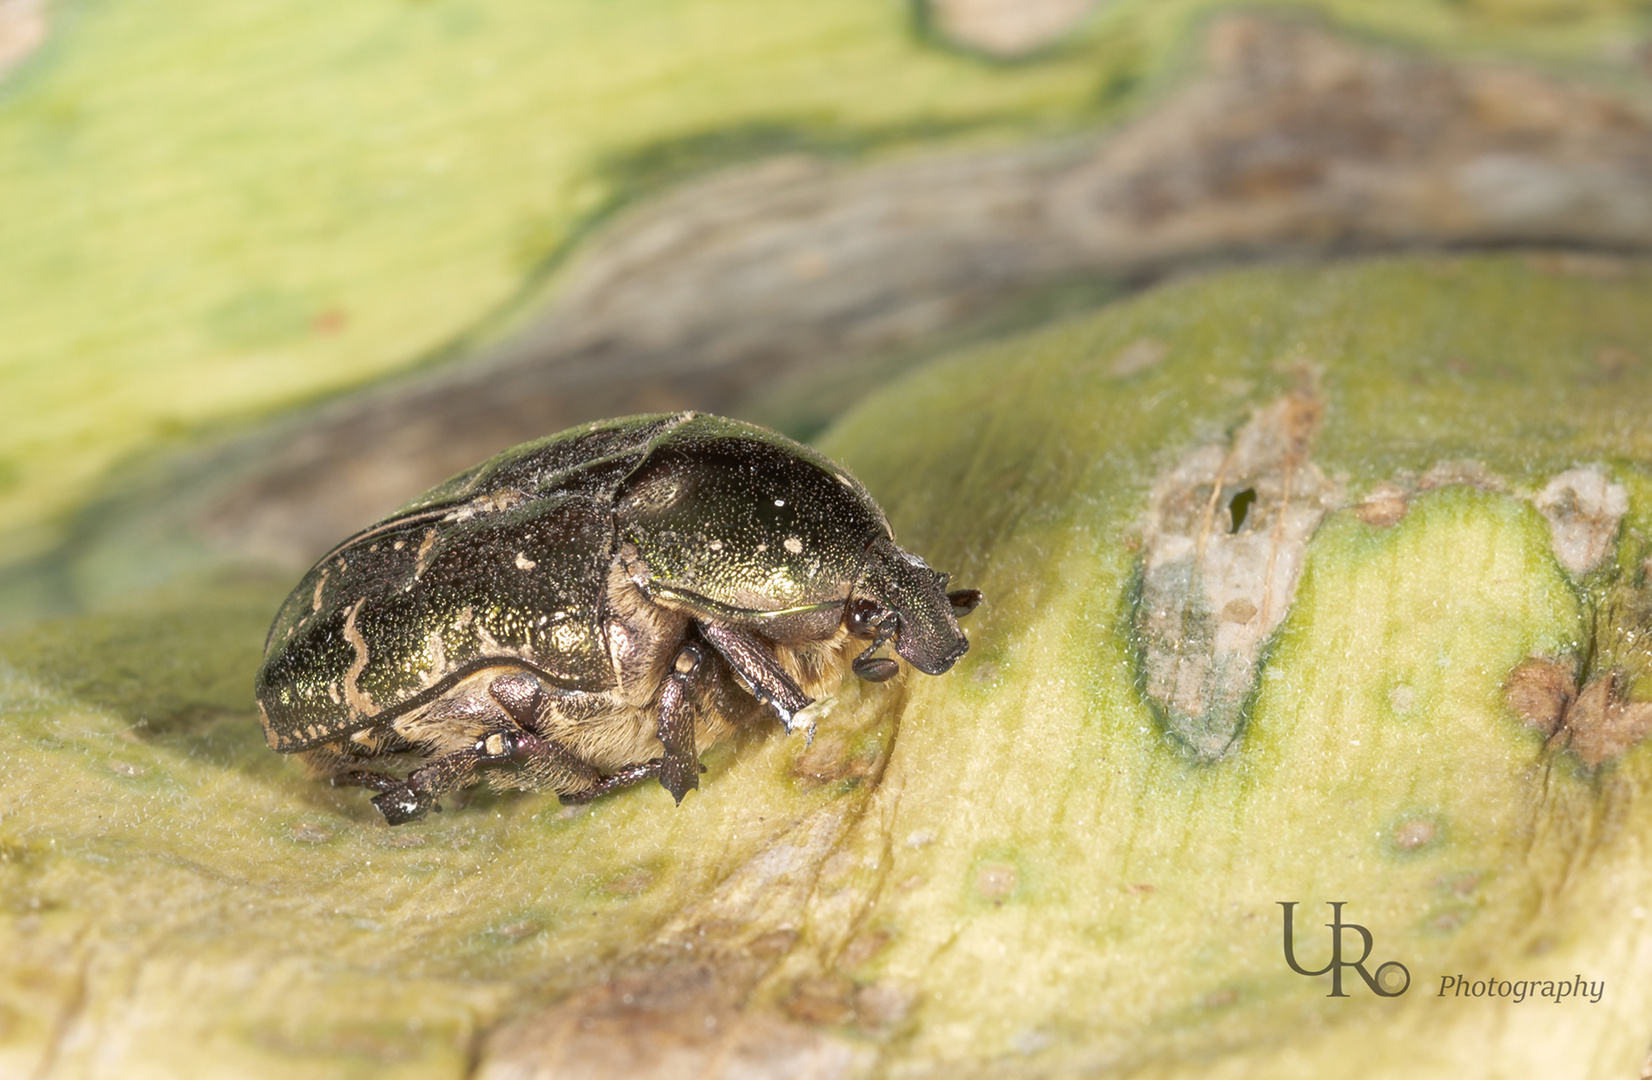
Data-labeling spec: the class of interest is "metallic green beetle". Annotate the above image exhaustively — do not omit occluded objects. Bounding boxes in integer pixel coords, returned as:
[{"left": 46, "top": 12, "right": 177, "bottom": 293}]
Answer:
[{"left": 255, "top": 412, "right": 981, "bottom": 824}]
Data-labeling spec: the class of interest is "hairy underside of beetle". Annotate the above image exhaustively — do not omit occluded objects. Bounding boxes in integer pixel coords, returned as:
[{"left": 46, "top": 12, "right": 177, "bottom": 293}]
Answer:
[{"left": 297, "top": 558, "right": 865, "bottom": 804}]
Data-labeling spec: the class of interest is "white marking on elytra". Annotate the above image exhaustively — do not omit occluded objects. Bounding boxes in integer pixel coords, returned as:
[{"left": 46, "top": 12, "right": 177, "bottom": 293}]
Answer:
[
  {"left": 393, "top": 540, "right": 406, "bottom": 551},
  {"left": 515, "top": 552, "right": 537, "bottom": 571},
  {"left": 411, "top": 529, "right": 438, "bottom": 583},
  {"left": 836, "top": 473, "right": 853, "bottom": 488},
  {"left": 311, "top": 568, "right": 330, "bottom": 613},
  {"left": 423, "top": 628, "right": 447, "bottom": 684},
  {"left": 775, "top": 499, "right": 786, "bottom": 507},
  {"left": 709, "top": 540, "right": 724, "bottom": 552},
  {"left": 342, "top": 599, "right": 380, "bottom": 718},
  {"left": 784, "top": 536, "right": 804, "bottom": 554}
]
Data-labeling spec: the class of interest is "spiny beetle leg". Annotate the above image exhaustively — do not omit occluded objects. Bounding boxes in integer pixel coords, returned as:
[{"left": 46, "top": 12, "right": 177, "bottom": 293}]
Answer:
[
  {"left": 696, "top": 620, "right": 813, "bottom": 732},
  {"left": 558, "top": 762, "right": 661, "bottom": 805},
  {"left": 656, "top": 643, "right": 704, "bottom": 803}
]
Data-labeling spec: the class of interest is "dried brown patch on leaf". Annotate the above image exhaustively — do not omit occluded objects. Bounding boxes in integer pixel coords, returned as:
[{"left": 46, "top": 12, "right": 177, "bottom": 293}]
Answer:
[
  {"left": 1559, "top": 674, "right": 1652, "bottom": 768},
  {"left": 1505, "top": 656, "right": 1577, "bottom": 738},
  {"left": 1355, "top": 482, "right": 1410, "bottom": 528},
  {"left": 477, "top": 805, "right": 867, "bottom": 1079},
  {"left": 1507, "top": 658, "right": 1652, "bottom": 768},
  {"left": 478, "top": 964, "right": 866, "bottom": 1080},
  {"left": 1135, "top": 388, "right": 1342, "bottom": 758},
  {"left": 1533, "top": 465, "right": 1628, "bottom": 576}
]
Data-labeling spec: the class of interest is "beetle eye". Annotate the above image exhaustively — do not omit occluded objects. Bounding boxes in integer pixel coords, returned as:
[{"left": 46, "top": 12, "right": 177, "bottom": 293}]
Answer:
[{"left": 845, "top": 598, "right": 882, "bottom": 639}]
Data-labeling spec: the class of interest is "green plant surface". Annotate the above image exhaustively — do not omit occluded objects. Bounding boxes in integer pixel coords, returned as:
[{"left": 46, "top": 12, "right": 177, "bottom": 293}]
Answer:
[
  {"left": 1, "top": 255, "right": 1651, "bottom": 1075},
  {"left": 3, "top": 0, "right": 1650, "bottom": 573}
]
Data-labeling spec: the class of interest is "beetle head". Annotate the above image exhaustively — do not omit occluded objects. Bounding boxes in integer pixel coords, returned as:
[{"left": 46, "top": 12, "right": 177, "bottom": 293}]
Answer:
[{"left": 846, "top": 537, "right": 976, "bottom": 678}]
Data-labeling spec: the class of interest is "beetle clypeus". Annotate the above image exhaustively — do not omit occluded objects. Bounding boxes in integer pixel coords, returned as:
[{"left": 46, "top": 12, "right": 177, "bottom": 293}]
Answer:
[{"left": 255, "top": 412, "right": 981, "bottom": 824}]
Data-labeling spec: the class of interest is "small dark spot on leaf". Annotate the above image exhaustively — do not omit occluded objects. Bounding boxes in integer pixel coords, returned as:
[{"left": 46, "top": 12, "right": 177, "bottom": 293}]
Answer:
[{"left": 1227, "top": 487, "right": 1256, "bottom": 532}]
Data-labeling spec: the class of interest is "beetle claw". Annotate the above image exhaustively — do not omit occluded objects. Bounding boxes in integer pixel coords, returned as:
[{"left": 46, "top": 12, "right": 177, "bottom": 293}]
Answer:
[{"left": 371, "top": 784, "right": 431, "bottom": 826}]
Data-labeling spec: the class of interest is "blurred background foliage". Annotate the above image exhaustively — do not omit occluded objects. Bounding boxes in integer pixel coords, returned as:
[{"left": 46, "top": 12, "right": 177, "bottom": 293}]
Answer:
[{"left": 2, "top": 0, "right": 1651, "bottom": 581}]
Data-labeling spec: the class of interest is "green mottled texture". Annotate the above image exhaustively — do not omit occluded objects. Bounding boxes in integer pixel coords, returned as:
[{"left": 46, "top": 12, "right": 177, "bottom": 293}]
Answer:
[
  {"left": 4, "top": 256, "right": 1652, "bottom": 1075},
  {"left": 3, "top": 0, "right": 1650, "bottom": 568},
  {"left": 816, "top": 255, "right": 1652, "bottom": 1074}
]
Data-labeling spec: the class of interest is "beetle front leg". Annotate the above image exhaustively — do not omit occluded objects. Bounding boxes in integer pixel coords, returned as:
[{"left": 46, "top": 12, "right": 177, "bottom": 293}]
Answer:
[{"left": 695, "top": 621, "right": 813, "bottom": 733}]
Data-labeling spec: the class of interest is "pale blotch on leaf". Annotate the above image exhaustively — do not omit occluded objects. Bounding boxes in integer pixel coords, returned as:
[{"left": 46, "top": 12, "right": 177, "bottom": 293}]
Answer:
[
  {"left": 976, "top": 863, "right": 1018, "bottom": 901},
  {"left": 1393, "top": 817, "right": 1439, "bottom": 851},
  {"left": 1533, "top": 465, "right": 1628, "bottom": 577},
  {"left": 1135, "top": 387, "right": 1342, "bottom": 759},
  {"left": 926, "top": 0, "right": 1101, "bottom": 57}
]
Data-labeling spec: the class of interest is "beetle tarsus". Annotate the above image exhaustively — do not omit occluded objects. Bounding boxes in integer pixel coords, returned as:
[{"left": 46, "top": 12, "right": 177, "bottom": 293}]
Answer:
[
  {"left": 695, "top": 621, "right": 813, "bottom": 733},
  {"left": 371, "top": 782, "right": 432, "bottom": 825},
  {"left": 947, "top": 588, "right": 984, "bottom": 619}
]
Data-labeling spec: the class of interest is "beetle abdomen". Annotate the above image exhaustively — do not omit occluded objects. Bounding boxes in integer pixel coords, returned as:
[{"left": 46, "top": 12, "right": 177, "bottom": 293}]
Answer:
[{"left": 258, "top": 492, "right": 618, "bottom": 751}]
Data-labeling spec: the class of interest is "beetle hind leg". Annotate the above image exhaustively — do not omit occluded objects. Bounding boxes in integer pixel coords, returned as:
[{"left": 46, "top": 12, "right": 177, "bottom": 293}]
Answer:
[{"left": 655, "top": 643, "right": 705, "bottom": 803}]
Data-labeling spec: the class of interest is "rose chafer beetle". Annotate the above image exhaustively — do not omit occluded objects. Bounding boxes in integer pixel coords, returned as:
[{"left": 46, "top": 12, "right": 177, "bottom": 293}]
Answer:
[{"left": 255, "top": 412, "right": 981, "bottom": 825}]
